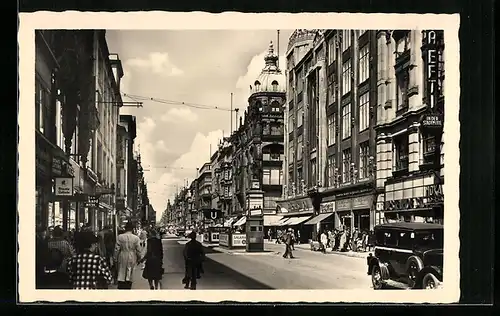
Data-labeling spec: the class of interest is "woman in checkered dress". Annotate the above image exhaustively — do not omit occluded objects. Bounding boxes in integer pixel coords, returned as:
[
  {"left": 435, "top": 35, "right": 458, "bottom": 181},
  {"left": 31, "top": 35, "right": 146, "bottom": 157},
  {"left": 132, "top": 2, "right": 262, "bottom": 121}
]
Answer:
[{"left": 67, "top": 231, "right": 112, "bottom": 289}]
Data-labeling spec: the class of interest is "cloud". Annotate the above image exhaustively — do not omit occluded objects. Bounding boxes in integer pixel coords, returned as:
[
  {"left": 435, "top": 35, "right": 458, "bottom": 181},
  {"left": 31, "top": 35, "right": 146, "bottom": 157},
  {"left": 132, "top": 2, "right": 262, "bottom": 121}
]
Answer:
[
  {"left": 160, "top": 108, "right": 198, "bottom": 123},
  {"left": 144, "top": 129, "right": 223, "bottom": 217},
  {"left": 126, "top": 52, "right": 184, "bottom": 77}
]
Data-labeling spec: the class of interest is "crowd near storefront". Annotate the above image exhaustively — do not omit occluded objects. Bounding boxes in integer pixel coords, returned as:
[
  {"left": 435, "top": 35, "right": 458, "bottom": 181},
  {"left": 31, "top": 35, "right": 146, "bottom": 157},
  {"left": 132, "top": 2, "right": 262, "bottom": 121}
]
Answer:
[{"left": 162, "top": 29, "right": 445, "bottom": 257}]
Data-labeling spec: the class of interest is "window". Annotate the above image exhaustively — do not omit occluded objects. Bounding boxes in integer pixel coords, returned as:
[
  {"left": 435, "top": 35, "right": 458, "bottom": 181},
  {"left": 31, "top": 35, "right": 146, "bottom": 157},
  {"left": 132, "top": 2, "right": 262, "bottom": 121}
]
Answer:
[
  {"left": 342, "top": 60, "right": 352, "bottom": 95},
  {"left": 327, "top": 73, "right": 336, "bottom": 104},
  {"left": 288, "top": 142, "right": 294, "bottom": 162},
  {"left": 310, "top": 158, "right": 317, "bottom": 186},
  {"left": 288, "top": 170, "right": 294, "bottom": 186},
  {"left": 394, "top": 135, "right": 409, "bottom": 172},
  {"left": 270, "top": 123, "right": 282, "bottom": 135},
  {"left": 359, "top": 141, "right": 370, "bottom": 179},
  {"left": 71, "top": 109, "right": 79, "bottom": 157},
  {"left": 55, "top": 98, "right": 64, "bottom": 148},
  {"left": 288, "top": 114, "right": 294, "bottom": 132},
  {"left": 327, "top": 114, "right": 336, "bottom": 146},
  {"left": 297, "top": 68, "right": 304, "bottom": 92},
  {"left": 271, "top": 168, "right": 281, "bottom": 185},
  {"left": 35, "top": 79, "right": 50, "bottom": 136},
  {"left": 359, "top": 92, "right": 370, "bottom": 131},
  {"left": 327, "top": 155, "right": 336, "bottom": 187},
  {"left": 396, "top": 69, "right": 410, "bottom": 111},
  {"left": 297, "top": 106, "right": 304, "bottom": 127},
  {"left": 422, "top": 134, "right": 437, "bottom": 165},
  {"left": 328, "top": 36, "right": 337, "bottom": 65},
  {"left": 297, "top": 134, "right": 303, "bottom": 161},
  {"left": 342, "top": 103, "right": 351, "bottom": 139},
  {"left": 342, "top": 149, "right": 352, "bottom": 183},
  {"left": 342, "top": 30, "right": 351, "bottom": 51},
  {"left": 297, "top": 168, "right": 303, "bottom": 192},
  {"left": 398, "top": 231, "right": 414, "bottom": 249},
  {"left": 263, "top": 168, "right": 271, "bottom": 185},
  {"left": 271, "top": 80, "right": 279, "bottom": 92},
  {"left": 384, "top": 231, "right": 398, "bottom": 247},
  {"left": 358, "top": 44, "right": 370, "bottom": 83}
]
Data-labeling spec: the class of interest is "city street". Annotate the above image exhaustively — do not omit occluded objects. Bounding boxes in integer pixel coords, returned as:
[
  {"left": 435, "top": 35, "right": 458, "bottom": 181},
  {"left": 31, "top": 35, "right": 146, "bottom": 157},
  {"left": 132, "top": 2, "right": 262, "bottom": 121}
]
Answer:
[{"left": 119, "top": 234, "right": 371, "bottom": 290}]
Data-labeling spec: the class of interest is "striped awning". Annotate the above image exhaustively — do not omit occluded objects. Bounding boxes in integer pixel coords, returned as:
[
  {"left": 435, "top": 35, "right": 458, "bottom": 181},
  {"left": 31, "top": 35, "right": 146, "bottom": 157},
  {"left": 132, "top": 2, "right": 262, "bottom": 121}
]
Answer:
[
  {"left": 304, "top": 213, "right": 334, "bottom": 225},
  {"left": 275, "top": 217, "right": 291, "bottom": 226},
  {"left": 264, "top": 215, "right": 284, "bottom": 226},
  {"left": 285, "top": 216, "right": 312, "bottom": 226}
]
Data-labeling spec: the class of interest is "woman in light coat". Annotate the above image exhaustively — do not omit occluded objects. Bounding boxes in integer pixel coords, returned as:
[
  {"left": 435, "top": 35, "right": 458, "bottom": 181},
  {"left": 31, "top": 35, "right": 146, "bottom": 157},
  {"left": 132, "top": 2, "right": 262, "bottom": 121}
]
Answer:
[{"left": 113, "top": 222, "right": 143, "bottom": 289}]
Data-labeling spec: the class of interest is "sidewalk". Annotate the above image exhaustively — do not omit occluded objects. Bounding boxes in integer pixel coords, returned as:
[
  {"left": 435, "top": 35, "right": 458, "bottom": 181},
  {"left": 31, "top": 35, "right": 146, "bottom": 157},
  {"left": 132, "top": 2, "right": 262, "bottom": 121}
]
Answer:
[{"left": 264, "top": 240, "right": 368, "bottom": 259}]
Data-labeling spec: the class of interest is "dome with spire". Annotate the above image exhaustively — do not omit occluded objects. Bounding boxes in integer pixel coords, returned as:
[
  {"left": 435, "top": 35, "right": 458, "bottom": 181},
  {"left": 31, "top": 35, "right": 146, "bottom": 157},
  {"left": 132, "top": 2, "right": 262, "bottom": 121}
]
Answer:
[{"left": 250, "top": 41, "right": 286, "bottom": 95}]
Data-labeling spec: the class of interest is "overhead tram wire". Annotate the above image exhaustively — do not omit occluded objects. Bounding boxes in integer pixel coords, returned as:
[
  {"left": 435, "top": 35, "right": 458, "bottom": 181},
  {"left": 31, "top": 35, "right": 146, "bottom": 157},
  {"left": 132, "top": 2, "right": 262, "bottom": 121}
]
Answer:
[{"left": 121, "top": 92, "right": 243, "bottom": 113}]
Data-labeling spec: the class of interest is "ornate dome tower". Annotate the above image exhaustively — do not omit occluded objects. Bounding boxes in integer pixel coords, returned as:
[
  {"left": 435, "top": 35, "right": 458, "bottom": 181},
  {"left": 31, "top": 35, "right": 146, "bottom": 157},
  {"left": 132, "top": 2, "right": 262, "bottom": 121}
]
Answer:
[{"left": 250, "top": 41, "right": 286, "bottom": 96}]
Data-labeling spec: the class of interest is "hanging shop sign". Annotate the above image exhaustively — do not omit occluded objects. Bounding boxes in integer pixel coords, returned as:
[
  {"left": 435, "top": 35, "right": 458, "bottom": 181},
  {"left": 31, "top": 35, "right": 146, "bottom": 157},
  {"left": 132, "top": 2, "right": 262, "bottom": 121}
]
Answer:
[
  {"left": 421, "top": 114, "right": 443, "bottom": 129},
  {"left": 51, "top": 157, "right": 63, "bottom": 177},
  {"left": 202, "top": 209, "right": 223, "bottom": 220},
  {"left": 84, "top": 195, "right": 99, "bottom": 208},
  {"left": 336, "top": 198, "right": 352, "bottom": 211},
  {"left": 352, "top": 195, "right": 373, "bottom": 210},
  {"left": 54, "top": 177, "right": 74, "bottom": 197},
  {"left": 422, "top": 30, "right": 443, "bottom": 111}
]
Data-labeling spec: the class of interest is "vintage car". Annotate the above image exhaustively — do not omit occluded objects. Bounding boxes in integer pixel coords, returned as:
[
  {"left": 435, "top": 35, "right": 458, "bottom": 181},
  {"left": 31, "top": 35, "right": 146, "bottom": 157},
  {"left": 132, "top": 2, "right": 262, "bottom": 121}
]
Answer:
[{"left": 367, "top": 222, "right": 443, "bottom": 290}]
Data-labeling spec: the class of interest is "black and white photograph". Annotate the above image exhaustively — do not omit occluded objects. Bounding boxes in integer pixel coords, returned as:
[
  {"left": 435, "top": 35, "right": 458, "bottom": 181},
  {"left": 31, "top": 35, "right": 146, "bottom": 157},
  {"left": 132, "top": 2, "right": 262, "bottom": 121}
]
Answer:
[{"left": 18, "top": 12, "right": 460, "bottom": 303}]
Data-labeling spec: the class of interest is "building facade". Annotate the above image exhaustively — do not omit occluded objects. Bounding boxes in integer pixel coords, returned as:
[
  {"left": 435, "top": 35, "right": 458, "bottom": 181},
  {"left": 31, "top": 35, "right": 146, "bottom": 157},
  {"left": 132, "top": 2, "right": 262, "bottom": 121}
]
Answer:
[
  {"left": 279, "top": 29, "right": 379, "bottom": 240},
  {"left": 211, "top": 138, "right": 234, "bottom": 224},
  {"left": 116, "top": 114, "right": 137, "bottom": 223},
  {"left": 375, "top": 30, "right": 445, "bottom": 224},
  {"left": 195, "top": 162, "right": 213, "bottom": 224},
  {"left": 229, "top": 42, "right": 286, "bottom": 227}
]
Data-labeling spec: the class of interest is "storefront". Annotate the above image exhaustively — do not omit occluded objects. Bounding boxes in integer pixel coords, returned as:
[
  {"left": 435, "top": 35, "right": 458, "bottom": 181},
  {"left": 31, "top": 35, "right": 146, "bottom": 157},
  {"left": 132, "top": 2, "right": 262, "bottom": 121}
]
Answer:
[
  {"left": 304, "top": 198, "right": 335, "bottom": 240},
  {"left": 383, "top": 172, "right": 444, "bottom": 224},
  {"left": 335, "top": 193, "right": 374, "bottom": 232}
]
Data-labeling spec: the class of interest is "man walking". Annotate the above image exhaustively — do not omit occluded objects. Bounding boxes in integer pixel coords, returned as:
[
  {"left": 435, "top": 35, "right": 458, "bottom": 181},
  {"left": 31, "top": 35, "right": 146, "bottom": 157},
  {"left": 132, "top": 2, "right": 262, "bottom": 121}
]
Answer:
[
  {"left": 282, "top": 228, "right": 295, "bottom": 259},
  {"left": 182, "top": 231, "right": 205, "bottom": 290}
]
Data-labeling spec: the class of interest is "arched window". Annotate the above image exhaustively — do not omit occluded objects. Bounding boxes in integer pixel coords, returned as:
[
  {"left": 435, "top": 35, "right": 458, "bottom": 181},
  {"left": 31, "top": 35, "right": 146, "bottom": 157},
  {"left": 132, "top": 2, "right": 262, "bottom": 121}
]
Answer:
[
  {"left": 271, "top": 80, "right": 279, "bottom": 92},
  {"left": 254, "top": 80, "right": 261, "bottom": 91}
]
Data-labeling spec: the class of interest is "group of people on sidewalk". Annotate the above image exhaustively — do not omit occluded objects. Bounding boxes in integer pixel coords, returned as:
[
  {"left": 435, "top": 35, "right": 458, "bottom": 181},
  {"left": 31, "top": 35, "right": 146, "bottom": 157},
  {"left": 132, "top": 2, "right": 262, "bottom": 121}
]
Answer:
[
  {"left": 36, "top": 222, "right": 165, "bottom": 290},
  {"left": 317, "top": 228, "right": 375, "bottom": 253}
]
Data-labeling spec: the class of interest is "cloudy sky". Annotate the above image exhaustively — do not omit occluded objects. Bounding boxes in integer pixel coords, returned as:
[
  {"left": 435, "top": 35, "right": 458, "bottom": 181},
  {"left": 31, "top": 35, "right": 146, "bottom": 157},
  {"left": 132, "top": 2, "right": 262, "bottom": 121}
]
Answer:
[{"left": 105, "top": 30, "right": 292, "bottom": 219}]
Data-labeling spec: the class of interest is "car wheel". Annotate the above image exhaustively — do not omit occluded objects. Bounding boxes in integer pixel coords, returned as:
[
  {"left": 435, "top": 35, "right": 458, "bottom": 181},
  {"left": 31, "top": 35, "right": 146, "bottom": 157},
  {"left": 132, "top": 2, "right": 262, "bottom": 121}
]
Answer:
[
  {"left": 371, "top": 265, "right": 384, "bottom": 290},
  {"left": 407, "top": 262, "right": 419, "bottom": 288},
  {"left": 422, "top": 273, "right": 440, "bottom": 289}
]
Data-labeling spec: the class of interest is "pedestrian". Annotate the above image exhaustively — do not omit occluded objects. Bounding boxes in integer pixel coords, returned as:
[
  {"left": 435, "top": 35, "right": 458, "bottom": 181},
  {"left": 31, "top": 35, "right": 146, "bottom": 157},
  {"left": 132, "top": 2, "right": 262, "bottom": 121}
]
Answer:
[
  {"left": 36, "top": 226, "right": 50, "bottom": 289},
  {"left": 282, "top": 228, "right": 295, "bottom": 259},
  {"left": 290, "top": 228, "right": 295, "bottom": 250},
  {"left": 67, "top": 231, "right": 112, "bottom": 289},
  {"left": 113, "top": 221, "right": 143, "bottom": 290},
  {"left": 47, "top": 226, "right": 76, "bottom": 276},
  {"left": 296, "top": 229, "right": 301, "bottom": 245},
  {"left": 182, "top": 231, "right": 205, "bottom": 290},
  {"left": 320, "top": 231, "right": 328, "bottom": 254},
  {"left": 139, "top": 227, "right": 148, "bottom": 269},
  {"left": 268, "top": 229, "right": 272, "bottom": 242},
  {"left": 139, "top": 229, "right": 164, "bottom": 290}
]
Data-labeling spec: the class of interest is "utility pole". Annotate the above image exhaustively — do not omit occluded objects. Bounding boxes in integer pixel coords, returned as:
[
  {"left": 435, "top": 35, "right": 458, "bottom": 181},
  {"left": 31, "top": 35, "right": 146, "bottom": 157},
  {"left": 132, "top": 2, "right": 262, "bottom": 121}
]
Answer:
[
  {"left": 230, "top": 92, "right": 233, "bottom": 133},
  {"left": 277, "top": 30, "right": 280, "bottom": 69}
]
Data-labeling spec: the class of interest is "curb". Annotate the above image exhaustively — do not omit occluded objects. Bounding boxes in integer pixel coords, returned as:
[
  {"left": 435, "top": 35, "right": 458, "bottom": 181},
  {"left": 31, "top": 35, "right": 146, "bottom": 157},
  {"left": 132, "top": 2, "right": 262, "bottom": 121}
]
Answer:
[
  {"left": 212, "top": 246, "right": 278, "bottom": 256},
  {"left": 264, "top": 243, "right": 367, "bottom": 259}
]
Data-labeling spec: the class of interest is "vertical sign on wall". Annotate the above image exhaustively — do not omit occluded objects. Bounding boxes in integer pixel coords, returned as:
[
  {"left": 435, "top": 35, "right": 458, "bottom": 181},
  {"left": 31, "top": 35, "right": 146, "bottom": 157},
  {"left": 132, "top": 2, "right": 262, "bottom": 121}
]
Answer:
[{"left": 422, "top": 30, "right": 443, "bottom": 111}]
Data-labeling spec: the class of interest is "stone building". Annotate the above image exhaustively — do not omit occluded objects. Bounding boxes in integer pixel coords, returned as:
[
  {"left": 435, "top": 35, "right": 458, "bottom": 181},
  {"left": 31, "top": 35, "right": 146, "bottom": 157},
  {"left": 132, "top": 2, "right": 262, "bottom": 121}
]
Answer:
[
  {"left": 195, "top": 162, "right": 213, "bottom": 225},
  {"left": 116, "top": 114, "right": 137, "bottom": 223},
  {"left": 230, "top": 41, "right": 286, "bottom": 229},
  {"left": 35, "top": 30, "right": 123, "bottom": 232},
  {"left": 375, "top": 30, "right": 445, "bottom": 224},
  {"left": 278, "top": 29, "right": 379, "bottom": 241},
  {"left": 212, "top": 138, "right": 235, "bottom": 226}
]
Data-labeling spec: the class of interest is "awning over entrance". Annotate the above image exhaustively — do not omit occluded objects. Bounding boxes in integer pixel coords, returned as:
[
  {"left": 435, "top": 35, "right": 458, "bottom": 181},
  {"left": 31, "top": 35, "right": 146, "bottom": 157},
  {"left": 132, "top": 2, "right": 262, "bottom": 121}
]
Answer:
[
  {"left": 275, "top": 217, "right": 291, "bottom": 226},
  {"left": 264, "top": 215, "right": 283, "bottom": 226},
  {"left": 233, "top": 217, "right": 247, "bottom": 226},
  {"left": 304, "top": 213, "right": 334, "bottom": 225},
  {"left": 285, "top": 216, "right": 311, "bottom": 226}
]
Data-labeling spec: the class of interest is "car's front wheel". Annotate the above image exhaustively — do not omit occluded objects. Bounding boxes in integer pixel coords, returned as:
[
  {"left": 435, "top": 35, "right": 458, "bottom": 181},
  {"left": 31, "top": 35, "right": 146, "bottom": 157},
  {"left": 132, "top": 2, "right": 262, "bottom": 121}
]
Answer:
[
  {"left": 371, "top": 265, "right": 384, "bottom": 290},
  {"left": 422, "top": 272, "right": 441, "bottom": 289}
]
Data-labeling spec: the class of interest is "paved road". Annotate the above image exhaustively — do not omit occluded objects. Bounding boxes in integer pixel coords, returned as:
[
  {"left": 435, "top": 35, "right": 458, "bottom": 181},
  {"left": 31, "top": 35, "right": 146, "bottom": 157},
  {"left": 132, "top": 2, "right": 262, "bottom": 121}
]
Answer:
[{"left": 124, "top": 236, "right": 271, "bottom": 290}]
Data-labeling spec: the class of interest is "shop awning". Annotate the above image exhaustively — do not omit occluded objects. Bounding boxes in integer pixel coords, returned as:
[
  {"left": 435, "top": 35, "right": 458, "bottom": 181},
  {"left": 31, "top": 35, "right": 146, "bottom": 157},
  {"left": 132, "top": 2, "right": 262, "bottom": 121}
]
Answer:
[
  {"left": 264, "top": 215, "right": 283, "bottom": 226},
  {"left": 285, "top": 216, "right": 312, "bottom": 226},
  {"left": 233, "top": 217, "right": 247, "bottom": 226},
  {"left": 223, "top": 217, "right": 236, "bottom": 227},
  {"left": 304, "top": 213, "right": 335, "bottom": 225},
  {"left": 275, "top": 217, "right": 291, "bottom": 226}
]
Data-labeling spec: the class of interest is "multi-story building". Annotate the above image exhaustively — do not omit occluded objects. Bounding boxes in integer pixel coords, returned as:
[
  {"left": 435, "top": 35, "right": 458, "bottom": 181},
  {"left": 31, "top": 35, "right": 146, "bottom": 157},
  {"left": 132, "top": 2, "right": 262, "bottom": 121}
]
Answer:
[
  {"left": 35, "top": 30, "right": 123, "bottom": 232},
  {"left": 195, "top": 162, "right": 213, "bottom": 225},
  {"left": 230, "top": 41, "right": 286, "bottom": 228},
  {"left": 375, "top": 30, "right": 445, "bottom": 224},
  {"left": 116, "top": 114, "right": 137, "bottom": 221},
  {"left": 279, "top": 29, "right": 379, "bottom": 241},
  {"left": 211, "top": 138, "right": 235, "bottom": 225}
]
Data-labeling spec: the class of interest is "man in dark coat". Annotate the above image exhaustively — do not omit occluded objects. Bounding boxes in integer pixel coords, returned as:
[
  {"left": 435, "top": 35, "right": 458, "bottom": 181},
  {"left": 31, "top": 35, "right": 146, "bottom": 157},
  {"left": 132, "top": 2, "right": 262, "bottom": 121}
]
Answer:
[
  {"left": 282, "top": 228, "right": 295, "bottom": 259},
  {"left": 182, "top": 231, "right": 205, "bottom": 290}
]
